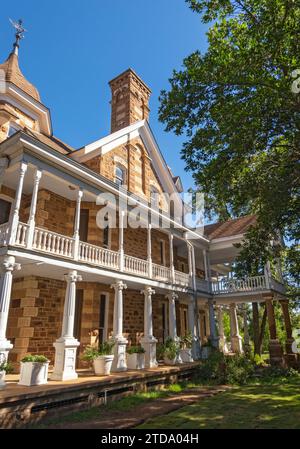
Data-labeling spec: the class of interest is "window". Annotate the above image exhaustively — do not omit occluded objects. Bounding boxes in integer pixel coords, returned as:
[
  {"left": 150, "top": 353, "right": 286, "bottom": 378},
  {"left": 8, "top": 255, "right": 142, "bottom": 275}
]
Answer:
[
  {"left": 150, "top": 186, "right": 160, "bottom": 209},
  {"left": 7, "top": 125, "right": 19, "bottom": 138},
  {"left": 79, "top": 209, "right": 89, "bottom": 242},
  {"left": 115, "top": 165, "right": 126, "bottom": 186},
  {"left": 103, "top": 214, "right": 110, "bottom": 248},
  {"left": 0, "top": 199, "right": 11, "bottom": 225},
  {"left": 98, "top": 294, "right": 107, "bottom": 346},
  {"left": 159, "top": 240, "right": 166, "bottom": 265}
]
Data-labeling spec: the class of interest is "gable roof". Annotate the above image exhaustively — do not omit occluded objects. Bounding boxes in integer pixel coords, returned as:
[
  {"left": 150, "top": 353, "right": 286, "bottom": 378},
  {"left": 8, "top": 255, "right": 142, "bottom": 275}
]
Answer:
[
  {"left": 71, "top": 120, "right": 181, "bottom": 198},
  {"left": 204, "top": 215, "right": 257, "bottom": 240},
  {"left": 23, "top": 128, "right": 74, "bottom": 155}
]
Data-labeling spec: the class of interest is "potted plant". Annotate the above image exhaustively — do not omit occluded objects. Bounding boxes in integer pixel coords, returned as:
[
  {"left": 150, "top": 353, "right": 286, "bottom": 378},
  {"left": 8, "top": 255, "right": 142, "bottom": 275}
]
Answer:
[
  {"left": 163, "top": 338, "right": 181, "bottom": 365},
  {"left": 180, "top": 332, "right": 194, "bottom": 363},
  {"left": 82, "top": 341, "right": 114, "bottom": 376},
  {"left": 19, "top": 355, "right": 49, "bottom": 386},
  {"left": 0, "top": 360, "right": 13, "bottom": 388},
  {"left": 127, "top": 345, "right": 145, "bottom": 370}
]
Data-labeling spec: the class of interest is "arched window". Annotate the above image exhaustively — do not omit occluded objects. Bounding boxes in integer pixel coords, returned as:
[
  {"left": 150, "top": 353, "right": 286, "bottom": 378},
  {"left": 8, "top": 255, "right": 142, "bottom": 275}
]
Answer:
[{"left": 115, "top": 164, "right": 126, "bottom": 186}]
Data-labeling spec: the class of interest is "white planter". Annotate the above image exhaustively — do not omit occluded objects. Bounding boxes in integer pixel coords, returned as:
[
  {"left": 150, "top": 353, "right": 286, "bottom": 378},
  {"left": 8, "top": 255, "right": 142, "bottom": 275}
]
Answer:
[
  {"left": 19, "top": 362, "right": 49, "bottom": 386},
  {"left": 93, "top": 355, "right": 114, "bottom": 376},
  {"left": 180, "top": 348, "right": 193, "bottom": 363},
  {"left": 127, "top": 353, "right": 145, "bottom": 370},
  {"left": 0, "top": 370, "right": 6, "bottom": 389},
  {"left": 164, "top": 356, "right": 177, "bottom": 366}
]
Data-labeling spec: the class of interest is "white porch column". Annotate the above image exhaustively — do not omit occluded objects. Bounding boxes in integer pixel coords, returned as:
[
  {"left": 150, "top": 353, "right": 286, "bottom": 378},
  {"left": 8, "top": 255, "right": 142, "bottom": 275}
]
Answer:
[
  {"left": 26, "top": 168, "right": 42, "bottom": 249},
  {"left": 187, "top": 295, "right": 200, "bottom": 360},
  {"left": 187, "top": 241, "right": 196, "bottom": 290},
  {"left": 0, "top": 256, "right": 21, "bottom": 364},
  {"left": 140, "top": 286, "right": 158, "bottom": 368},
  {"left": 73, "top": 189, "right": 83, "bottom": 260},
  {"left": 119, "top": 211, "right": 125, "bottom": 272},
  {"left": 169, "top": 233, "right": 175, "bottom": 283},
  {"left": 51, "top": 270, "right": 82, "bottom": 381},
  {"left": 147, "top": 225, "right": 152, "bottom": 278},
  {"left": 229, "top": 303, "right": 243, "bottom": 353},
  {"left": 9, "top": 162, "right": 27, "bottom": 245},
  {"left": 166, "top": 292, "right": 178, "bottom": 340},
  {"left": 216, "top": 306, "right": 228, "bottom": 353},
  {"left": 111, "top": 280, "right": 127, "bottom": 371}
]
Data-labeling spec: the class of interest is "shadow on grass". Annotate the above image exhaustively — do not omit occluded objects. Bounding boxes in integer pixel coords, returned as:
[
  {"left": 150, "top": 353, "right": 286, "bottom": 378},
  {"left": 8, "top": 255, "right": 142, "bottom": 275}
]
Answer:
[{"left": 138, "top": 383, "right": 300, "bottom": 429}]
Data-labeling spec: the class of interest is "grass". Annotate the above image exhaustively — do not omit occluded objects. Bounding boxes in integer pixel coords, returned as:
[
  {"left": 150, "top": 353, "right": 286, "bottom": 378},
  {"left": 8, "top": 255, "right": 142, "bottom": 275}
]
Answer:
[
  {"left": 34, "top": 382, "right": 193, "bottom": 427},
  {"left": 138, "top": 379, "right": 300, "bottom": 429}
]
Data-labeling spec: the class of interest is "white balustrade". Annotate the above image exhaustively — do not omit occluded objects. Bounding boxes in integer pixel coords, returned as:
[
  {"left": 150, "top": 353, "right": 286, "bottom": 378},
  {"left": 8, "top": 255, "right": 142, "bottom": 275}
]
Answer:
[
  {"left": 32, "top": 227, "right": 74, "bottom": 258},
  {"left": 174, "top": 270, "right": 190, "bottom": 287},
  {"left": 152, "top": 263, "right": 171, "bottom": 283},
  {"left": 15, "top": 223, "right": 29, "bottom": 247},
  {"left": 79, "top": 242, "right": 120, "bottom": 269},
  {"left": 0, "top": 223, "right": 9, "bottom": 246},
  {"left": 124, "top": 255, "right": 149, "bottom": 276},
  {"left": 212, "top": 275, "right": 267, "bottom": 295}
]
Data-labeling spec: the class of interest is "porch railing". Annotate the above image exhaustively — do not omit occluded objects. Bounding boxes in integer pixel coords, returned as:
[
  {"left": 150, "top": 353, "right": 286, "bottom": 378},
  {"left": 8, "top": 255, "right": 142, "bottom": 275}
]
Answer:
[
  {"left": 212, "top": 275, "right": 267, "bottom": 295},
  {"left": 79, "top": 241, "right": 120, "bottom": 270},
  {"left": 174, "top": 270, "right": 190, "bottom": 287},
  {"left": 33, "top": 227, "right": 74, "bottom": 258},
  {"left": 152, "top": 263, "right": 172, "bottom": 283},
  {"left": 0, "top": 221, "right": 286, "bottom": 296},
  {"left": 124, "top": 254, "right": 149, "bottom": 277}
]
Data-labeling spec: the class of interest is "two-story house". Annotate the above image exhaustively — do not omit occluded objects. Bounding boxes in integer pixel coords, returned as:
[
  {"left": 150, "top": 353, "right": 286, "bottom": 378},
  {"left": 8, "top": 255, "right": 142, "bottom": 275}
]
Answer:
[{"left": 0, "top": 33, "right": 294, "bottom": 381}]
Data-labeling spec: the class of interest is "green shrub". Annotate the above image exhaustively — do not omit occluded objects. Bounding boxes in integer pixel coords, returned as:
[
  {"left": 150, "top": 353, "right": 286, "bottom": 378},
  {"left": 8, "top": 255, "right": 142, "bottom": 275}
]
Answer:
[
  {"left": 127, "top": 345, "right": 145, "bottom": 354},
  {"left": 164, "top": 338, "right": 180, "bottom": 360},
  {"left": 0, "top": 361, "right": 13, "bottom": 373},
  {"left": 196, "top": 352, "right": 255, "bottom": 385},
  {"left": 82, "top": 341, "right": 114, "bottom": 361},
  {"left": 21, "top": 355, "right": 49, "bottom": 363},
  {"left": 258, "top": 365, "right": 300, "bottom": 383},
  {"left": 180, "top": 332, "right": 193, "bottom": 349},
  {"left": 156, "top": 344, "right": 165, "bottom": 361}
]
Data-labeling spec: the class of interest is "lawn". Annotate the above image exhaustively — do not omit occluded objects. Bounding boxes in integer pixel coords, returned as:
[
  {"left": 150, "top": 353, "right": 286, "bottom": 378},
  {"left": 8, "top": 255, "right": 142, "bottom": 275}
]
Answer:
[{"left": 138, "top": 381, "right": 300, "bottom": 429}]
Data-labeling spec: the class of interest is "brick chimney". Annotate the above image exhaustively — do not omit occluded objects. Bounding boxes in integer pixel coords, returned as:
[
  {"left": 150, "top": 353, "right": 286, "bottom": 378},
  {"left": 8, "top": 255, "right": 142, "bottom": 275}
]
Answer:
[{"left": 109, "top": 68, "right": 151, "bottom": 133}]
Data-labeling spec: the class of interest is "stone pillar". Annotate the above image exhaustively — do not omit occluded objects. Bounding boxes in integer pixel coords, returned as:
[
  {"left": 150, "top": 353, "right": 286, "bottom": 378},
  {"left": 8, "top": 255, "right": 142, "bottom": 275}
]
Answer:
[
  {"left": 280, "top": 300, "right": 294, "bottom": 354},
  {"left": 147, "top": 225, "right": 152, "bottom": 278},
  {"left": 0, "top": 256, "right": 21, "bottom": 363},
  {"left": 140, "top": 287, "right": 158, "bottom": 368},
  {"left": 229, "top": 303, "right": 243, "bottom": 353},
  {"left": 26, "top": 168, "right": 42, "bottom": 249},
  {"left": 51, "top": 270, "right": 82, "bottom": 381},
  {"left": 9, "top": 162, "right": 27, "bottom": 245},
  {"left": 73, "top": 189, "right": 83, "bottom": 260},
  {"left": 169, "top": 233, "right": 175, "bottom": 283},
  {"left": 216, "top": 306, "right": 228, "bottom": 353},
  {"left": 111, "top": 280, "right": 127, "bottom": 371},
  {"left": 265, "top": 298, "right": 283, "bottom": 365}
]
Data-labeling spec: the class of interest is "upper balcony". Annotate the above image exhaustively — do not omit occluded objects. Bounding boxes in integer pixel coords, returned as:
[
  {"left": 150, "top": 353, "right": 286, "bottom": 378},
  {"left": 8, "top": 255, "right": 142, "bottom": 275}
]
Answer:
[{"left": 0, "top": 221, "right": 286, "bottom": 299}]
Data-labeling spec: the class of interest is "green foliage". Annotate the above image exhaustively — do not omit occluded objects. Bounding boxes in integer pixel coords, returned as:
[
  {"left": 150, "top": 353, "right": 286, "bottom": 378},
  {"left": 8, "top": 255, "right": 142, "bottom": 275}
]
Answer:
[
  {"left": 256, "top": 366, "right": 300, "bottom": 384},
  {"left": 159, "top": 0, "right": 300, "bottom": 299},
  {"left": 21, "top": 355, "right": 48, "bottom": 363},
  {"left": 82, "top": 341, "right": 114, "bottom": 361},
  {"left": 196, "top": 352, "right": 255, "bottom": 385},
  {"left": 0, "top": 361, "right": 13, "bottom": 373},
  {"left": 180, "top": 332, "right": 193, "bottom": 349},
  {"left": 127, "top": 345, "right": 145, "bottom": 354},
  {"left": 163, "top": 337, "right": 181, "bottom": 360}
]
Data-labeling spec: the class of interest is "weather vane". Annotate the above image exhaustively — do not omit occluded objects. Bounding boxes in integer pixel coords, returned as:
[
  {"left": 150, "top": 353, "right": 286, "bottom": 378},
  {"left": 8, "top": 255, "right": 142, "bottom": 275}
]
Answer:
[{"left": 9, "top": 19, "right": 27, "bottom": 53}]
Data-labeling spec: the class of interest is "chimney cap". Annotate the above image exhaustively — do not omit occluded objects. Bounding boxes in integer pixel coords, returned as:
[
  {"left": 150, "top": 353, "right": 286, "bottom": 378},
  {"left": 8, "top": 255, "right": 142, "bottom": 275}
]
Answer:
[{"left": 109, "top": 68, "right": 152, "bottom": 94}]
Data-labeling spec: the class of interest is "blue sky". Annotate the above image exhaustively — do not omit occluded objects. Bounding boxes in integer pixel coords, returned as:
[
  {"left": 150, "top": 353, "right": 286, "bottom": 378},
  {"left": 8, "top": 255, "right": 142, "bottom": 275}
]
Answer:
[{"left": 0, "top": 0, "right": 209, "bottom": 190}]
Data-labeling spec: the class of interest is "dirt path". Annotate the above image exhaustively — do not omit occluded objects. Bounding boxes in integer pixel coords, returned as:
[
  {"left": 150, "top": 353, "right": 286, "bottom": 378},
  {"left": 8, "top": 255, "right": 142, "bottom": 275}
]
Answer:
[{"left": 49, "top": 386, "right": 230, "bottom": 429}]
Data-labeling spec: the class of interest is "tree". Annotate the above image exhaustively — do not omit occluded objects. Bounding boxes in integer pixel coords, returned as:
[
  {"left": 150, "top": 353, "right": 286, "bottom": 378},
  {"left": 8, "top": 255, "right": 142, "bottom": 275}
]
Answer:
[{"left": 159, "top": 0, "right": 300, "bottom": 299}]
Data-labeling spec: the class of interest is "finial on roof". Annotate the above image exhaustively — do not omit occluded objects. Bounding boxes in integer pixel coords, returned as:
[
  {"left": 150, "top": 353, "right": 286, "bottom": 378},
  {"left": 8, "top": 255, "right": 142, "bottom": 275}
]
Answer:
[{"left": 9, "top": 19, "right": 27, "bottom": 56}]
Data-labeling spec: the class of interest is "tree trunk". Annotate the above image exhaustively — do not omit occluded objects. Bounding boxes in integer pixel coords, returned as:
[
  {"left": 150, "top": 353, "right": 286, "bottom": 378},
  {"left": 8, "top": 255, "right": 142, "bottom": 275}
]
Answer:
[
  {"left": 252, "top": 302, "right": 260, "bottom": 355},
  {"left": 258, "top": 306, "right": 267, "bottom": 354}
]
